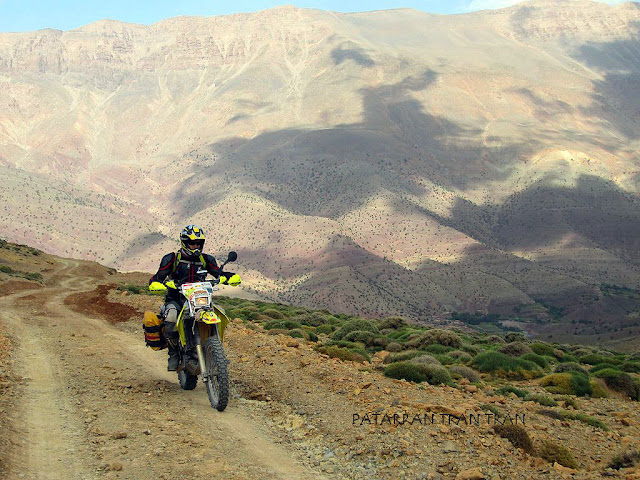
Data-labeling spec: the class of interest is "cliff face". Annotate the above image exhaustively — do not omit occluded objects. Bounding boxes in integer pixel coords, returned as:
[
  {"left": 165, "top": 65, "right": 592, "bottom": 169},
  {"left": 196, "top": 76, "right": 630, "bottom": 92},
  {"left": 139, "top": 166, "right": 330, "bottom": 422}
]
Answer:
[{"left": 0, "top": 1, "right": 639, "bottom": 339}]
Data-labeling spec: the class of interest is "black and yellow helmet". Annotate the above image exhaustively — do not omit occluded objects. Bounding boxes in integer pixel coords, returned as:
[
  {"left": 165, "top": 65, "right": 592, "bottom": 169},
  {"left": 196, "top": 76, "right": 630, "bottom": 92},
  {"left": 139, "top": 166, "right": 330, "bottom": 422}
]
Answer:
[{"left": 180, "top": 224, "right": 206, "bottom": 256}]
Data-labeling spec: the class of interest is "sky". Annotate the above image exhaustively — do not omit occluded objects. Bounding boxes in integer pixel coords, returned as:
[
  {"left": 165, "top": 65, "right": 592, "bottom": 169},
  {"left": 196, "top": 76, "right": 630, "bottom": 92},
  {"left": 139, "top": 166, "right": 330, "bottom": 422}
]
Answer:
[{"left": 0, "top": 0, "right": 630, "bottom": 32}]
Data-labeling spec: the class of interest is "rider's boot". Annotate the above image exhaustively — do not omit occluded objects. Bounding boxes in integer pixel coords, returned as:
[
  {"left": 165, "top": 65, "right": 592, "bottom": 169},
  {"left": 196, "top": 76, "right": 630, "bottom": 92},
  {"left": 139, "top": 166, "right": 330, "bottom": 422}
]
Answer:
[{"left": 166, "top": 335, "right": 180, "bottom": 371}]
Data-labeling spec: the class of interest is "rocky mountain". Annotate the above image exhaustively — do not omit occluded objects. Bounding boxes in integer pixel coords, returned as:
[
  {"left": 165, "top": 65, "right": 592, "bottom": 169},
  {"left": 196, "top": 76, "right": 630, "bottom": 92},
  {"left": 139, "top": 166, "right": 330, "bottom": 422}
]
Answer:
[{"left": 0, "top": 0, "right": 639, "bottom": 346}]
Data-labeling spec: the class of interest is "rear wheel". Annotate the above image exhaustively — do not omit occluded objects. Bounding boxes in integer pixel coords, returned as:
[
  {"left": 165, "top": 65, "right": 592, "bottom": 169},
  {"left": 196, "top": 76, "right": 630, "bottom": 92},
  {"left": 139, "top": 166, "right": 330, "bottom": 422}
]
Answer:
[
  {"left": 204, "top": 336, "right": 229, "bottom": 411},
  {"left": 178, "top": 369, "right": 198, "bottom": 390}
]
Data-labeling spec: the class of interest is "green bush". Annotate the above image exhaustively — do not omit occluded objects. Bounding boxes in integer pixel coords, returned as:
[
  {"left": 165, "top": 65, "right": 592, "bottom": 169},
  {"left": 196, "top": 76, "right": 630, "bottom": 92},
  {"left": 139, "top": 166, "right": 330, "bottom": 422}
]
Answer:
[
  {"left": 459, "top": 344, "right": 480, "bottom": 355},
  {"left": 493, "top": 425, "right": 534, "bottom": 454},
  {"left": 449, "top": 350, "right": 473, "bottom": 363},
  {"left": 316, "top": 324, "right": 334, "bottom": 335},
  {"left": 24, "top": 272, "right": 44, "bottom": 282},
  {"left": 504, "top": 332, "right": 527, "bottom": 343},
  {"left": 378, "top": 316, "right": 407, "bottom": 330},
  {"left": 386, "top": 341, "right": 403, "bottom": 352},
  {"left": 525, "top": 393, "right": 557, "bottom": 407},
  {"left": 343, "top": 330, "right": 377, "bottom": 346},
  {"left": 315, "top": 345, "right": 369, "bottom": 363},
  {"left": 384, "top": 361, "right": 428, "bottom": 383},
  {"left": 294, "top": 312, "right": 328, "bottom": 327},
  {"left": 590, "top": 379, "right": 609, "bottom": 398},
  {"left": 487, "top": 335, "right": 506, "bottom": 344},
  {"left": 555, "top": 362, "right": 588, "bottom": 375},
  {"left": 383, "top": 350, "right": 422, "bottom": 364},
  {"left": 621, "top": 361, "right": 640, "bottom": 373},
  {"left": 530, "top": 343, "right": 556, "bottom": 357},
  {"left": 406, "top": 329, "right": 462, "bottom": 349},
  {"left": 495, "top": 385, "right": 529, "bottom": 398},
  {"left": 520, "top": 353, "right": 550, "bottom": 369},
  {"left": 499, "top": 342, "right": 533, "bottom": 357},
  {"left": 579, "top": 354, "right": 621, "bottom": 366},
  {"left": 424, "top": 344, "right": 455, "bottom": 355},
  {"left": 333, "top": 319, "right": 379, "bottom": 341},
  {"left": 540, "top": 372, "right": 592, "bottom": 397},
  {"left": 282, "top": 320, "right": 301, "bottom": 329},
  {"left": 448, "top": 365, "right": 481, "bottom": 383},
  {"left": 288, "top": 329, "right": 308, "bottom": 339},
  {"left": 537, "top": 440, "right": 578, "bottom": 469},
  {"left": 472, "top": 352, "right": 541, "bottom": 377},
  {"left": 594, "top": 369, "right": 640, "bottom": 401},
  {"left": 411, "top": 354, "right": 441, "bottom": 366},
  {"left": 420, "top": 364, "right": 452, "bottom": 385},
  {"left": 262, "top": 308, "right": 287, "bottom": 319},
  {"left": 263, "top": 320, "right": 284, "bottom": 330},
  {"left": 590, "top": 363, "right": 618, "bottom": 373}
]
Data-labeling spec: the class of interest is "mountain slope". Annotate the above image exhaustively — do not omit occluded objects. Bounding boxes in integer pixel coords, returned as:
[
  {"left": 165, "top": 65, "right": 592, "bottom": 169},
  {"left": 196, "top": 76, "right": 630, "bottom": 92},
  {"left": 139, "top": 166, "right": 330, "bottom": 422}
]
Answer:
[{"left": 0, "top": 1, "right": 639, "bottom": 334}]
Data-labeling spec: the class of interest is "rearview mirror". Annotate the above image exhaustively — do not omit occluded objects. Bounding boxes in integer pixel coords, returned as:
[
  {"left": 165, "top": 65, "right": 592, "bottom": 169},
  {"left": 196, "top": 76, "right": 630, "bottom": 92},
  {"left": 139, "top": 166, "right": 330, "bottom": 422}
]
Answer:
[{"left": 227, "top": 251, "right": 238, "bottom": 263}]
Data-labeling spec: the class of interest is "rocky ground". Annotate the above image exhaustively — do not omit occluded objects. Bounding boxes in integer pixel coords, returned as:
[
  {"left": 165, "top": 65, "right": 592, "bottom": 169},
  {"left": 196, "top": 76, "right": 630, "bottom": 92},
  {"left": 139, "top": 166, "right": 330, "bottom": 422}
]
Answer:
[{"left": 1, "top": 247, "right": 639, "bottom": 479}]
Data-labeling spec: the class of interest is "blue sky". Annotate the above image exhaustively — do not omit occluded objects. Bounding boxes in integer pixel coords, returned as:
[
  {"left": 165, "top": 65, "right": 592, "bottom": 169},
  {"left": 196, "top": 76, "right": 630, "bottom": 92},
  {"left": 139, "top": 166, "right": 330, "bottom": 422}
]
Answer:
[{"left": 0, "top": 0, "right": 629, "bottom": 32}]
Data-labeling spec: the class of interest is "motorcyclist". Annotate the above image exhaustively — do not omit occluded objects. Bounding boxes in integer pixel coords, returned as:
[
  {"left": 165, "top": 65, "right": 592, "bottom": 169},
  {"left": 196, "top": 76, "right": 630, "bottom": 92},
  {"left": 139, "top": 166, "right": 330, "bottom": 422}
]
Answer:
[{"left": 149, "top": 224, "right": 238, "bottom": 371}]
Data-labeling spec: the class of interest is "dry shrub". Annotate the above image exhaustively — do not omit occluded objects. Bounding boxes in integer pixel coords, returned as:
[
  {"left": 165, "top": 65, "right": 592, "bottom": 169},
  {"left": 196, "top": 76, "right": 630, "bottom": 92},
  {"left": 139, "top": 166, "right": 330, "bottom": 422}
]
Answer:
[
  {"left": 493, "top": 425, "right": 534, "bottom": 454},
  {"left": 537, "top": 440, "right": 578, "bottom": 469}
]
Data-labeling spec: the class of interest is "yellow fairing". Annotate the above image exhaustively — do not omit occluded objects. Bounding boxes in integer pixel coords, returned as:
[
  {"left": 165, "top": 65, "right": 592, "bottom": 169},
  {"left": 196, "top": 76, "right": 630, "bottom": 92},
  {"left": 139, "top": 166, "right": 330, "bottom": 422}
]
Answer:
[
  {"left": 176, "top": 304, "right": 189, "bottom": 347},
  {"left": 213, "top": 305, "right": 230, "bottom": 342}
]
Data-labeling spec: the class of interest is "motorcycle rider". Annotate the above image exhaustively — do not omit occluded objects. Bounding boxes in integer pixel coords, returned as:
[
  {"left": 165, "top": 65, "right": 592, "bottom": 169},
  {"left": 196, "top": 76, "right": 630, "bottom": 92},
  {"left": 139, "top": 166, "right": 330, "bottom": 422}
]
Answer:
[{"left": 149, "top": 224, "right": 237, "bottom": 371}]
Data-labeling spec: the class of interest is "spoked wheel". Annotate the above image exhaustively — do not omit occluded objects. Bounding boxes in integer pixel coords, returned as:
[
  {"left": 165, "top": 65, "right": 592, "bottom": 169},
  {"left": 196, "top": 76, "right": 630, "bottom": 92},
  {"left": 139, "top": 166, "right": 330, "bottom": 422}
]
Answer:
[{"left": 204, "top": 336, "right": 229, "bottom": 411}]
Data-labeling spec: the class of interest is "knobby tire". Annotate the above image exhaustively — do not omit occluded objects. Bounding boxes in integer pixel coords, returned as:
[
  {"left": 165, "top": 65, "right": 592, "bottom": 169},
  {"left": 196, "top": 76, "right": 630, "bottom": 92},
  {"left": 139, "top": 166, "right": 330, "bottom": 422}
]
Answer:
[{"left": 205, "top": 336, "right": 229, "bottom": 411}]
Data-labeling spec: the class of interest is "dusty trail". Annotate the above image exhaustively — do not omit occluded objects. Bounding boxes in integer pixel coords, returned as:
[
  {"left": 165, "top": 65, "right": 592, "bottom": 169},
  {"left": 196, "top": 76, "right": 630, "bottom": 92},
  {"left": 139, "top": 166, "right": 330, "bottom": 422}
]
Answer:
[{"left": 0, "top": 261, "right": 327, "bottom": 480}]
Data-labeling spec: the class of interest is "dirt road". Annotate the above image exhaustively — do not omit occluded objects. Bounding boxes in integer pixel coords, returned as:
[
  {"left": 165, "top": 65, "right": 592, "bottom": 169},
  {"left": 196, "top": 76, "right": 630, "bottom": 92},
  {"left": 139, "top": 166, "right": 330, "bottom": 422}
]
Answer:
[{"left": 0, "top": 260, "right": 327, "bottom": 480}]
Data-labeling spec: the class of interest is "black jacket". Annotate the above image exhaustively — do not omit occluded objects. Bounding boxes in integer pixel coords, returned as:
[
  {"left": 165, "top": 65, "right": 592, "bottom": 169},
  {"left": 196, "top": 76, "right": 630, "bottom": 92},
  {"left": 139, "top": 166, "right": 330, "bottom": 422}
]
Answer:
[{"left": 149, "top": 251, "right": 224, "bottom": 302}]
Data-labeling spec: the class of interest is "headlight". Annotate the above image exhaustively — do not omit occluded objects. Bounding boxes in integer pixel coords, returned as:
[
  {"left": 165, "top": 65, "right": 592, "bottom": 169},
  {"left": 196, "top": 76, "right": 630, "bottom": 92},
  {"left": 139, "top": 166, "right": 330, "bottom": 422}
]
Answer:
[{"left": 195, "top": 296, "right": 209, "bottom": 306}]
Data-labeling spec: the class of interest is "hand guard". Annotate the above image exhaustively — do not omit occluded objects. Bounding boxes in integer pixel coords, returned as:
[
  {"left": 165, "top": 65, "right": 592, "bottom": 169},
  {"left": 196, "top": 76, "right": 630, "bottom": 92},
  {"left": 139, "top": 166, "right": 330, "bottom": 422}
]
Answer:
[{"left": 219, "top": 273, "right": 242, "bottom": 286}]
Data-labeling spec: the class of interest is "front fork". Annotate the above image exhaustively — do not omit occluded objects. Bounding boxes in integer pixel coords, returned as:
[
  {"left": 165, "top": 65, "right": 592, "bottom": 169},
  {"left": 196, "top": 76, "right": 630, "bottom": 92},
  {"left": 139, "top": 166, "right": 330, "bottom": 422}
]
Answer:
[{"left": 196, "top": 343, "right": 207, "bottom": 383}]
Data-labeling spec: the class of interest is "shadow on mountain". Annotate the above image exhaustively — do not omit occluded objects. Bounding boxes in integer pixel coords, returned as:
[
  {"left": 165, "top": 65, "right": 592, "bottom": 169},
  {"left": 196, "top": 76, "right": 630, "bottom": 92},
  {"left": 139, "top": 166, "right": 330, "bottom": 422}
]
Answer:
[
  {"left": 174, "top": 68, "right": 534, "bottom": 218},
  {"left": 572, "top": 25, "right": 640, "bottom": 140},
  {"left": 433, "top": 174, "right": 640, "bottom": 264},
  {"left": 488, "top": 174, "right": 640, "bottom": 264},
  {"left": 331, "top": 43, "right": 375, "bottom": 67}
]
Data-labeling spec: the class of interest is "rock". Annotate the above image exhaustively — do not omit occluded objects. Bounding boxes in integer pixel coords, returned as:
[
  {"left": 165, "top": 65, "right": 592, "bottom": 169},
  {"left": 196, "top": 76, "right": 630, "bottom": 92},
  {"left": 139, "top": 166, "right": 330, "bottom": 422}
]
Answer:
[
  {"left": 442, "top": 441, "right": 459, "bottom": 453},
  {"left": 109, "top": 462, "right": 123, "bottom": 471},
  {"left": 553, "top": 463, "right": 577, "bottom": 475},
  {"left": 285, "top": 339, "right": 299, "bottom": 348},
  {"left": 112, "top": 432, "right": 128, "bottom": 439},
  {"left": 455, "top": 467, "right": 485, "bottom": 480},
  {"left": 465, "top": 385, "right": 478, "bottom": 393}
]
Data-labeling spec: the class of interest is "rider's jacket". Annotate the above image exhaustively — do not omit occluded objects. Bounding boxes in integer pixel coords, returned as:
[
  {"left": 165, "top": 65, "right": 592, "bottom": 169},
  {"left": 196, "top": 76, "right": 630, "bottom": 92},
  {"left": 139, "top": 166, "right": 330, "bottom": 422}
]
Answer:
[{"left": 149, "top": 251, "right": 222, "bottom": 302}]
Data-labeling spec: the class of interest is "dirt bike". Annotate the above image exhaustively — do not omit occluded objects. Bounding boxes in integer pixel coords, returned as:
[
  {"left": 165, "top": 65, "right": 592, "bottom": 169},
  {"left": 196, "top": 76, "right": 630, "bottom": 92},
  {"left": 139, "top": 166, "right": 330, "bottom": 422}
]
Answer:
[{"left": 149, "top": 251, "right": 240, "bottom": 411}]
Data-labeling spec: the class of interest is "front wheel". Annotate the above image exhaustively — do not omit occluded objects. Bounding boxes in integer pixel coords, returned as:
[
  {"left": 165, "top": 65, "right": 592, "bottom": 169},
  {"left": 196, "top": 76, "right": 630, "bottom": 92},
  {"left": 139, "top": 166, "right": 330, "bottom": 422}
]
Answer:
[{"left": 204, "top": 336, "right": 229, "bottom": 411}]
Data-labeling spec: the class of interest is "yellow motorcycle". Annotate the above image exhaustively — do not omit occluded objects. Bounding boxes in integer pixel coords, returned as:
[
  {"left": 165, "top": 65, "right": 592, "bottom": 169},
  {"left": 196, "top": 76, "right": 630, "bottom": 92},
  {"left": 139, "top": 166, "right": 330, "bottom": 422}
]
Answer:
[{"left": 149, "top": 252, "right": 239, "bottom": 411}]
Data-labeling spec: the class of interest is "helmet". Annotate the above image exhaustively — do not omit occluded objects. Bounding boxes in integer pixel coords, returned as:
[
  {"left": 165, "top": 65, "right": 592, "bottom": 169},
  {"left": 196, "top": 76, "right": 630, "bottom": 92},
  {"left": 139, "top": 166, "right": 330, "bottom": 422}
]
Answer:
[{"left": 180, "top": 224, "right": 206, "bottom": 256}]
